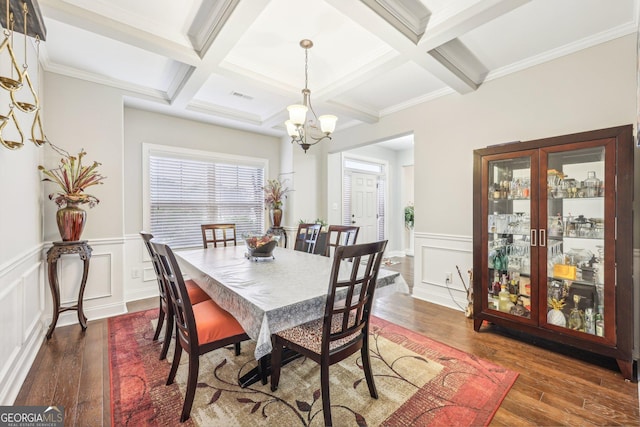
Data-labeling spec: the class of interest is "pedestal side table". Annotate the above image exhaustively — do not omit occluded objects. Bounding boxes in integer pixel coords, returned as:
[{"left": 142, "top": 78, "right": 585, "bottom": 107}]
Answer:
[
  {"left": 46, "top": 240, "right": 92, "bottom": 339},
  {"left": 267, "top": 226, "right": 288, "bottom": 248}
]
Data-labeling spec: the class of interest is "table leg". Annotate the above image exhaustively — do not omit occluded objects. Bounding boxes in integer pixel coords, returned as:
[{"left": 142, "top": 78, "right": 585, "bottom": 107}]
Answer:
[
  {"left": 77, "top": 257, "right": 90, "bottom": 329},
  {"left": 46, "top": 260, "right": 60, "bottom": 340},
  {"left": 238, "top": 349, "right": 301, "bottom": 388}
]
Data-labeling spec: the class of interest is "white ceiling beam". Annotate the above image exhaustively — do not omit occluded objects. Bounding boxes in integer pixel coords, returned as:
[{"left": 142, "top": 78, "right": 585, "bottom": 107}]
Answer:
[
  {"left": 170, "top": 0, "right": 271, "bottom": 108},
  {"left": 329, "top": 0, "right": 530, "bottom": 94},
  {"left": 359, "top": 0, "right": 431, "bottom": 44},
  {"left": 328, "top": 0, "right": 475, "bottom": 93},
  {"left": 38, "top": 0, "right": 200, "bottom": 66},
  {"left": 419, "top": 0, "right": 531, "bottom": 51}
]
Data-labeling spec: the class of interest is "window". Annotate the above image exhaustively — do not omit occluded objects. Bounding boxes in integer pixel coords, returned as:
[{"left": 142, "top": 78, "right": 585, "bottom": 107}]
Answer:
[{"left": 144, "top": 144, "right": 267, "bottom": 249}]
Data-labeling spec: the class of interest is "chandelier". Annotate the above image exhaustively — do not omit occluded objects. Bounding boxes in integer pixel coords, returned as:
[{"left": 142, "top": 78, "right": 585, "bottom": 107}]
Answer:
[{"left": 285, "top": 39, "right": 337, "bottom": 153}]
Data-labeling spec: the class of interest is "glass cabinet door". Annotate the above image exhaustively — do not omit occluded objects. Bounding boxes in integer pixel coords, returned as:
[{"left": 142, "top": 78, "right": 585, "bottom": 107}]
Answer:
[
  {"left": 542, "top": 144, "right": 609, "bottom": 339},
  {"left": 485, "top": 155, "right": 534, "bottom": 320}
]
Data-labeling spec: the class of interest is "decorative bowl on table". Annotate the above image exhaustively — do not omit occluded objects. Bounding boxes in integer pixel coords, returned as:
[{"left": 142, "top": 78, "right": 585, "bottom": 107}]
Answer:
[{"left": 244, "top": 233, "right": 279, "bottom": 260}]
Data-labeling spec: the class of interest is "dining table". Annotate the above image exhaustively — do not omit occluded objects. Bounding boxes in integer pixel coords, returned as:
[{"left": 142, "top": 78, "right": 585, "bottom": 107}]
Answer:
[{"left": 175, "top": 245, "right": 409, "bottom": 386}]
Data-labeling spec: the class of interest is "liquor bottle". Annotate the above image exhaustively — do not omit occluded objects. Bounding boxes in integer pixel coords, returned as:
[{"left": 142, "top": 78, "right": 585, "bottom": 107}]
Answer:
[
  {"left": 595, "top": 312, "right": 604, "bottom": 337},
  {"left": 584, "top": 308, "right": 595, "bottom": 334},
  {"left": 498, "top": 284, "right": 511, "bottom": 312},
  {"left": 492, "top": 271, "right": 500, "bottom": 298}
]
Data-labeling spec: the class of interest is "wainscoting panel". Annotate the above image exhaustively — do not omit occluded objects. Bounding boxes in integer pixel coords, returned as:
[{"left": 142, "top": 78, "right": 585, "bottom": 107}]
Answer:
[
  {"left": 0, "top": 246, "right": 45, "bottom": 405},
  {"left": 21, "top": 263, "right": 43, "bottom": 342},
  {"left": 123, "top": 234, "right": 159, "bottom": 302},
  {"left": 412, "top": 232, "right": 473, "bottom": 313}
]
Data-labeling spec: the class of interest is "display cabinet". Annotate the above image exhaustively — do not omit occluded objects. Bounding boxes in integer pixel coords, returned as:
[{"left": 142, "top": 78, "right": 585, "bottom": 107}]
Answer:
[{"left": 472, "top": 125, "right": 634, "bottom": 380}]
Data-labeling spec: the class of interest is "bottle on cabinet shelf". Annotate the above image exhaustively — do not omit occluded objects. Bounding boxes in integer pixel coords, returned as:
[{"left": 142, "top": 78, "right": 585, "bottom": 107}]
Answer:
[
  {"left": 498, "top": 284, "right": 511, "bottom": 312},
  {"left": 584, "top": 171, "right": 601, "bottom": 198}
]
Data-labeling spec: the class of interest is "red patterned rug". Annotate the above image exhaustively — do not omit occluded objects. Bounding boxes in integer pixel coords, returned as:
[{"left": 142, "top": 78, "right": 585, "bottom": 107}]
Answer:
[{"left": 109, "top": 309, "right": 517, "bottom": 426}]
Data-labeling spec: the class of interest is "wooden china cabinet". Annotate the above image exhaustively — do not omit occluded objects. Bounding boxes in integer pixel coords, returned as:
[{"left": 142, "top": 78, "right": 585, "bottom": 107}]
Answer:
[{"left": 472, "top": 125, "right": 634, "bottom": 380}]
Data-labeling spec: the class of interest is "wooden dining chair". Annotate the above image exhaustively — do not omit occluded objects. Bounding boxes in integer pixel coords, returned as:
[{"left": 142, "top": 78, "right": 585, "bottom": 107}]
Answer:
[
  {"left": 270, "top": 240, "right": 388, "bottom": 427},
  {"left": 294, "top": 223, "right": 322, "bottom": 253},
  {"left": 140, "top": 232, "right": 211, "bottom": 360},
  {"left": 323, "top": 224, "right": 360, "bottom": 257},
  {"left": 201, "top": 223, "right": 237, "bottom": 248},
  {"left": 151, "top": 241, "right": 250, "bottom": 423}
]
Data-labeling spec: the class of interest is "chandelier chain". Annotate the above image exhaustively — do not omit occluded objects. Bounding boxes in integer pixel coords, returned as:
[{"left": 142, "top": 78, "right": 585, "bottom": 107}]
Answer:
[{"left": 304, "top": 46, "right": 309, "bottom": 91}]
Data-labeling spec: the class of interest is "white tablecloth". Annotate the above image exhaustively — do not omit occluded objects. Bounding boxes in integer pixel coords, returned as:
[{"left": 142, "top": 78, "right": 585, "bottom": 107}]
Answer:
[{"left": 175, "top": 245, "right": 408, "bottom": 360}]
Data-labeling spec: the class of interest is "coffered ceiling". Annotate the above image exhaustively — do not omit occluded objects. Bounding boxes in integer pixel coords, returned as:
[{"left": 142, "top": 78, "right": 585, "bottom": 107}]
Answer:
[{"left": 35, "top": 0, "right": 638, "bottom": 138}]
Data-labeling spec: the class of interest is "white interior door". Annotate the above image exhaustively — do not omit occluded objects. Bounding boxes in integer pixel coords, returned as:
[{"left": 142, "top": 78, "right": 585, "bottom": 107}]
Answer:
[{"left": 351, "top": 172, "right": 377, "bottom": 243}]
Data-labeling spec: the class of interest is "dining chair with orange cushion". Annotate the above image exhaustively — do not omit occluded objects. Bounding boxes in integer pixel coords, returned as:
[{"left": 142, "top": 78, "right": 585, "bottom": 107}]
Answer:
[
  {"left": 151, "top": 241, "right": 250, "bottom": 423},
  {"left": 140, "top": 232, "right": 210, "bottom": 360},
  {"left": 323, "top": 224, "right": 360, "bottom": 257},
  {"left": 201, "top": 223, "right": 237, "bottom": 248},
  {"left": 270, "top": 240, "right": 388, "bottom": 427},
  {"left": 294, "top": 223, "right": 322, "bottom": 253}
]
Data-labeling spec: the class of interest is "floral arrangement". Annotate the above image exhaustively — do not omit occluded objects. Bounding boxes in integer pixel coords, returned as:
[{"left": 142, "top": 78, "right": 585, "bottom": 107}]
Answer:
[
  {"left": 39, "top": 147, "right": 106, "bottom": 208},
  {"left": 404, "top": 203, "right": 414, "bottom": 229},
  {"left": 263, "top": 178, "right": 291, "bottom": 209}
]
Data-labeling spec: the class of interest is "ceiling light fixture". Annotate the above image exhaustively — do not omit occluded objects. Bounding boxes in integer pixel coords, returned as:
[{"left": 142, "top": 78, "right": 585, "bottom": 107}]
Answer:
[{"left": 285, "top": 39, "right": 337, "bottom": 153}]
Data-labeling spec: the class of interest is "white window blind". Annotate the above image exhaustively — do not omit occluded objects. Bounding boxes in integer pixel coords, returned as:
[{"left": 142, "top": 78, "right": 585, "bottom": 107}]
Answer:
[
  {"left": 343, "top": 173, "right": 352, "bottom": 226},
  {"left": 149, "top": 155, "right": 264, "bottom": 249}
]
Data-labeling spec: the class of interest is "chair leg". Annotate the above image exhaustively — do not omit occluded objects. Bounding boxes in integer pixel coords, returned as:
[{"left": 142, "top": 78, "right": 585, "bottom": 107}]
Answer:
[
  {"left": 270, "top": 337, "right": 283, "bottom": 391},
  {"left": 361, "top": 336, "right": 378, "bottom": 399},
  {"left": 153, "top": 300, "right": 164, "bottom": 341},
  {"left": 320, "top": 361, "right": 332, "bottom": 427},
  {"left": 159, "top": 314, "right": 173, "bottom": 361},
  {"left": 234, "top": 342, "right": 241, "bottom": 356},
  {"left": 166, "top": 342, "right": 182, "bottom": 386},
  {"left": 180, "top": 353, "right": 199, "bottom": 422}
]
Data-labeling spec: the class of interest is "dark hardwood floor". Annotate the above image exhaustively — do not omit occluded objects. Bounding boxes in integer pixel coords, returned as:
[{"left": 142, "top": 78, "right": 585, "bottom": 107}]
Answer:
[{"left": 15, "top": 255, "right": 639, "bottom": 426}]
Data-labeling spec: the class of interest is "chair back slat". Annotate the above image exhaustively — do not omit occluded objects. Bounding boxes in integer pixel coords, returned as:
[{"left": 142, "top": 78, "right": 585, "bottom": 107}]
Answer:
[
  {"left": 151, "top": 241, "right": 199, "bottom": 352},
  {"left": 295, "top": 223, "right": 322, "bottom": 253},
  {"left": 323, "top": 225, "right": 360, "bottom": 257},
  {"left": 140, "top": 232, "right": 168, "bottom": 300},
  {"left": 322, "top": 240, "right": 387, "bottom": 353},
  {"left": 201, "top": 223, "right": 237, "bottom": 248}
]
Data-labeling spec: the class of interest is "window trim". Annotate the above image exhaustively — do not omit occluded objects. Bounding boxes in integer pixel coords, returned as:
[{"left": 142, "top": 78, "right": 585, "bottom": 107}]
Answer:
[{"left": 142, "top": 143, "right": 270, "bottom": 244}]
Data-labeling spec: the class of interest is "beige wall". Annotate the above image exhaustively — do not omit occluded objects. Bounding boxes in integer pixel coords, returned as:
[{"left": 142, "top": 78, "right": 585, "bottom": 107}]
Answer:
[
  {"left": 42, "top": 73, "right": 125, "bottom": 241},
  {"left": 123, "top": 108, "right": 281, "bottom": 234}
]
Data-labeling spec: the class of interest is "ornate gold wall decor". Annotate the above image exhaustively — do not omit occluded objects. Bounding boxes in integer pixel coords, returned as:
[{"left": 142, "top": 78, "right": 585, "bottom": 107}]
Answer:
[{"left": 0, "top": 1, "right": 47, "bottom": 150}]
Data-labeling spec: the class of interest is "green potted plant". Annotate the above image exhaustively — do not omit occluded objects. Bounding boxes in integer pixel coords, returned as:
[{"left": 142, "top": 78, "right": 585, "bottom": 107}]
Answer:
[
  {"left": 404, "top": 203, "right": 414, "bottom": 229},
  {"left": 39, "top": 146, "right": 106, "bottom": 241}
]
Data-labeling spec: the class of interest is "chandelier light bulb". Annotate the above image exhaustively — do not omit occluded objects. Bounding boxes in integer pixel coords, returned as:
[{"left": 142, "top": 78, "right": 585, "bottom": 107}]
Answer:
[
  {"left": 319, "top": 115, "right": 337, "bottom": 134},
  {"left": 287, "top": 104, "right": 307, "bottom": 125},
  {"left": 285, "top": 120, "right": 298, "bottom": 137}
]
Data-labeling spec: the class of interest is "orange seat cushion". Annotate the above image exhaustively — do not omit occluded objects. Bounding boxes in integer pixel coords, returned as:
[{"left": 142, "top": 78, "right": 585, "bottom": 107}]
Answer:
[
  {"left": 192, "top": 299, "right": 246, "bottom": 345},
  {"left": 185, "top": 279, "right": 210, "bottom": 305}
]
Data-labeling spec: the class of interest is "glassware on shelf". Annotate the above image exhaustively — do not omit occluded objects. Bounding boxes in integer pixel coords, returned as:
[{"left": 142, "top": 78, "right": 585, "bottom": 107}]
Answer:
[
  {"left": 584, "top": 171, "right": 601, "bottom": 197},
  {"left": 591, "top": 219, "right": 604, "bottom": 238},
  {"left": 568, "top": 294, "right": 584, "bottom": 331},
  {"left": 548, "top": 213, "right": 563, "bottom": 237}
]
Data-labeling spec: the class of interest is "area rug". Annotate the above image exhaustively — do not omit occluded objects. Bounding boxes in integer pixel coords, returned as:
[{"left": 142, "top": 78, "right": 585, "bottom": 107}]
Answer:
[{"left": 109, "top": 309, "right": 517, "bottom": 426}]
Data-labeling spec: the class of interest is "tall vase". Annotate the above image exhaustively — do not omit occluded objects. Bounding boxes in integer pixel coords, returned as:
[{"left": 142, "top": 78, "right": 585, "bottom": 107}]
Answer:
[
  {"left": 270, "top": 208, "right": 283, "bottom": 228},
  {"left": 56, "top": 202, "right": 87, "bottom": 241}
]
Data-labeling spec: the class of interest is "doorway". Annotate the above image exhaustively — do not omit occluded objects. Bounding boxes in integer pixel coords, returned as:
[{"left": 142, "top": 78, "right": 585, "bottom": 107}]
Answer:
[{"left": 342, "top": 157, "right": 386, "bottom": 244}]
